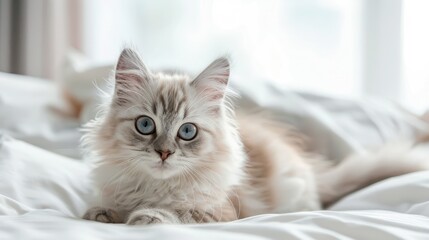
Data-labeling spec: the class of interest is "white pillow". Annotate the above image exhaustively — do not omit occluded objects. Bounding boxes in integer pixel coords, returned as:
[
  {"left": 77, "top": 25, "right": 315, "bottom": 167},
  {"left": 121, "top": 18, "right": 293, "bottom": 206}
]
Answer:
[{"left": 0, "top": 72, "right": 82, "bottom": 159}]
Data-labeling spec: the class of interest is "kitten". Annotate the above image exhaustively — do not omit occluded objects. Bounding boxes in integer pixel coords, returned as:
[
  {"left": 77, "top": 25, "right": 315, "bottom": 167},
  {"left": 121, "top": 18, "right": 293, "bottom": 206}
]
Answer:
[{"left": 82, "top": 48, "right": 429, "bottom": 224}]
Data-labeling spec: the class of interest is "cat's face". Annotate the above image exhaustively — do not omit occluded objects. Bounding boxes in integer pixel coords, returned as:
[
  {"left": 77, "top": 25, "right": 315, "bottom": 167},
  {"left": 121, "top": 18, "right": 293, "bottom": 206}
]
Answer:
[{"left": 102, "top": 49, "right": 231, "bottom": 179}]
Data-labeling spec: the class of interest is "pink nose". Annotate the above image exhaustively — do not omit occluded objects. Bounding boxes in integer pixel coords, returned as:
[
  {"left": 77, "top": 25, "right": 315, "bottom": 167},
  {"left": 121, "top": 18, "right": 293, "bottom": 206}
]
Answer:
[{"left": 155, "top": 150, "right": 173, "bottom": 161}]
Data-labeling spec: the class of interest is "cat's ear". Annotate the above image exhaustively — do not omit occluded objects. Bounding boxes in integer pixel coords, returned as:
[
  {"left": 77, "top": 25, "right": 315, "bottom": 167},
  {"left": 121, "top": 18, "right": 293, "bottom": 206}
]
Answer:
[
  {"left": 191, "top": 57, "right": 230, "bottom": 103},
  {"left": 113, "top": 48, "right": 150, "bottom": 106},
  {"left": 115, "top": 48, "right": 150, "bottom": 85}
]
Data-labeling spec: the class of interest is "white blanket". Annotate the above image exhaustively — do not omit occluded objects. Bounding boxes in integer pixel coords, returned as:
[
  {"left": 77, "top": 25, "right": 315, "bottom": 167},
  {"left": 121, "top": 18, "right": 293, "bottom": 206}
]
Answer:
[
  {"left": 1, "top": 72, "right": 429, "bottom": 239},
  {"left": 1, "top": 136, "right": 429, "bottom": 239}
]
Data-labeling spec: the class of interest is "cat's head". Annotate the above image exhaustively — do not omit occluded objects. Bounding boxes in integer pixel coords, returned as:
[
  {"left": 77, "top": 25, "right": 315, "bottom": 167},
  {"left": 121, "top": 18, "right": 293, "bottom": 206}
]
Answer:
[{"left": 89, "top": 48, "right": 243, "bottom": 181}]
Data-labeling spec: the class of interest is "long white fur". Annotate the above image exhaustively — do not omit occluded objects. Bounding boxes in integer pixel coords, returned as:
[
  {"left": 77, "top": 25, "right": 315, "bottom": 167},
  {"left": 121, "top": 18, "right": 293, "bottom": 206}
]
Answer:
[{"left": 83, "top": 48, "right": 244, "bottom": 224}]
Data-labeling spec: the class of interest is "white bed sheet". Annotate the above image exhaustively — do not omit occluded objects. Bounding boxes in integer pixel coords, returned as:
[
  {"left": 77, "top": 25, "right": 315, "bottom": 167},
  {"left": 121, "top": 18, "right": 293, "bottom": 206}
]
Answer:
[
  {"left": 2, "top": 71, "right": 429, "bottom": 239},
  {"left": 1, "top": 135, "right": 429, "bottom": 239}
]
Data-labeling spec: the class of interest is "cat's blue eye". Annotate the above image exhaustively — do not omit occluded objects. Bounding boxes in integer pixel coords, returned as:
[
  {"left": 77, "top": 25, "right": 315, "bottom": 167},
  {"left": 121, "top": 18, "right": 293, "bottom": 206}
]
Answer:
[
  {"left": 178, "top": 123, "right": 198, "bottom": 141},
  {"left": 135, "top": 116, "right": 156, "bottom": 135}
]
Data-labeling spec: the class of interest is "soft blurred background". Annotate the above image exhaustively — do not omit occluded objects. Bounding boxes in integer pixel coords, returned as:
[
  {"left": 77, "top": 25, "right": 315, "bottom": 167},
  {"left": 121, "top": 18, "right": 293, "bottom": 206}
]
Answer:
[
  {"left": 1, "top": 0, "right": 428, "bottom": 113},
  {"left": 1, "top": 0, "right": 429, "bottom": 160},
  {"left": 3, "top": 1, "right": 429, "bottom": 237}
]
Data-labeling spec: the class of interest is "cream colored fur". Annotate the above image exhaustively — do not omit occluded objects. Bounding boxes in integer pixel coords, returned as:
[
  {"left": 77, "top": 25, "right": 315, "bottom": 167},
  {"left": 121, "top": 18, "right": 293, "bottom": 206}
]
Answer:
[{"left": 82, "top": 48, "right": 429, "bottom": 225}]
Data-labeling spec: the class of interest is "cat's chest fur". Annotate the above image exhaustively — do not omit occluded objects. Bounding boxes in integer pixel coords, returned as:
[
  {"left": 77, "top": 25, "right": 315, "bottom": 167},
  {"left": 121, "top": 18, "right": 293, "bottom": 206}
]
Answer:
[{"left": 99, "top": 172, "right": 216, "bottom": 213}]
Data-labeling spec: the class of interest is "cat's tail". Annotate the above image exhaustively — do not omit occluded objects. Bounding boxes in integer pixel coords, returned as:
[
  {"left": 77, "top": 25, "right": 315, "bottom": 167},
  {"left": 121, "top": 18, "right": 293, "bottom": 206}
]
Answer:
[{"left": 318, "top": 141, "right": 429, "bottom": 207}]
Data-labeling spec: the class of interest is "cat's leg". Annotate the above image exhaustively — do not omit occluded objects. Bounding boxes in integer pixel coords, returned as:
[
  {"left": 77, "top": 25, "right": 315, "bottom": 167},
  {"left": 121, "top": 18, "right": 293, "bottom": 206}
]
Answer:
[{"left": 83, "top": 207, "right": 123, "bottom": 223}]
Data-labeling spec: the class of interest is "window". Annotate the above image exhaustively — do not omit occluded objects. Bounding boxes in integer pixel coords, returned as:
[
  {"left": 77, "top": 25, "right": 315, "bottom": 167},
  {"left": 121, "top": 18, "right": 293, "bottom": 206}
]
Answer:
[{"left": 81, "top": 0, "right": 428, "bottom": 114}]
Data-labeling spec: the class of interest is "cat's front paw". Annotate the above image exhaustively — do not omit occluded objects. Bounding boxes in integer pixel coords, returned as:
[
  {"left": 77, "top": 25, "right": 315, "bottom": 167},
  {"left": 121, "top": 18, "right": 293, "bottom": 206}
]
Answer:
[
  {"left": 126, "top": 209, "right": 174, "bottom": 225},
  {"left": 127, "top": 214, "right": 162, "bottom": 225},
  {"left": 83, "top": 207, "right": 122, "bottom": 223}
]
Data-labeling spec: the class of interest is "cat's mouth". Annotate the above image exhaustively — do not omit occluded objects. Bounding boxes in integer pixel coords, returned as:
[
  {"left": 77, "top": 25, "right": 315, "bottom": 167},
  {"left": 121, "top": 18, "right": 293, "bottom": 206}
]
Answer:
[
  {"left": 151, "top": 160, "right": 171, "bottom": 170},
  {"left": 147, "top": 161, "right": 179, "bottom": 179}
]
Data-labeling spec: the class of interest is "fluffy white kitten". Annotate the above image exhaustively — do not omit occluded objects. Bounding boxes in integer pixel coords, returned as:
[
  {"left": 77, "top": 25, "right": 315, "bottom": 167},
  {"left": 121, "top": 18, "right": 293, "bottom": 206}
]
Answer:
[{"left": 83, "top": 48, "right": 429, "bottom": 225}]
